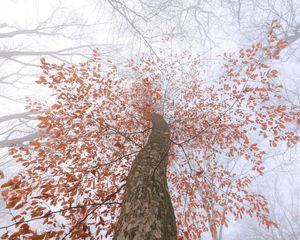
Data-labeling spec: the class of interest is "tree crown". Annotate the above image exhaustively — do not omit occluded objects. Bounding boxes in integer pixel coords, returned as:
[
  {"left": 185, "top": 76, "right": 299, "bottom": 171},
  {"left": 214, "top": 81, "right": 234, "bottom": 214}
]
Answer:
[{"left": 1, "top": 20, "right": 299, "bottom": 239}]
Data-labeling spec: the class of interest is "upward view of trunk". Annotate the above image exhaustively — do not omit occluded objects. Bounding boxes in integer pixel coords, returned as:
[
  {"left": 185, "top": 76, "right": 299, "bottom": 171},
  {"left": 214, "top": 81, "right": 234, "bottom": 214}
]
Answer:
[{"left": 113, "top": 113, "right": 177, "bottom": 240}]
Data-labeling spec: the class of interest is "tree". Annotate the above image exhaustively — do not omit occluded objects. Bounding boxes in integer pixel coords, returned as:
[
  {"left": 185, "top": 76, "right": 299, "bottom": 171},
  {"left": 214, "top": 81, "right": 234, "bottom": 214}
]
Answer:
[
  {"left": 113, "top": 113, "right": 177, "bottom": 239},
  {"left": 2, "top": 0, "right": 300, "bottom": 150},
  {"left": 0, "top": 21, "right": 299, "bottom": 239}
]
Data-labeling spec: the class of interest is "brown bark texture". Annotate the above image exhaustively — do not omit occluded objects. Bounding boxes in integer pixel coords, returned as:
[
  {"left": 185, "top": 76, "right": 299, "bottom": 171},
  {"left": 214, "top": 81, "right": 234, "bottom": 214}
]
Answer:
[{"left": 113, "top": 113, "right": 177, "bottom": 240}]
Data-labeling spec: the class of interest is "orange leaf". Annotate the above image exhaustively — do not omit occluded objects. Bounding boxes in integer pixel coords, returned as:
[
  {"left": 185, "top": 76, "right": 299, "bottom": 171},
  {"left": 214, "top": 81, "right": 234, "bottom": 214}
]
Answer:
[
  {"left": 270, "top": 69, "right": 278, "bottom": 78},
  {"left": 143, "top": 111, "right": 151, "bottom": 121},
  {"left": 1, "top": 180, "right": 13, "bottom": 188},
  {"left": 30, "top": 141, "right": 41, "bottom": 148},
  {"left": 250, "top": 144, "right": 259, "bottom": 151},
  {"left": 51, "top": 104, "right": 61, "bottom": 110}
]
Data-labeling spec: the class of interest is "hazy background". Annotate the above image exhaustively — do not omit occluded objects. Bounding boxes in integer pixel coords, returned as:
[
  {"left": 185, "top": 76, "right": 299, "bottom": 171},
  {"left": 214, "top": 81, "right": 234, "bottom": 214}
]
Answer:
[{"left": 0, "top": 0, "right": 299, "bottom": 239}]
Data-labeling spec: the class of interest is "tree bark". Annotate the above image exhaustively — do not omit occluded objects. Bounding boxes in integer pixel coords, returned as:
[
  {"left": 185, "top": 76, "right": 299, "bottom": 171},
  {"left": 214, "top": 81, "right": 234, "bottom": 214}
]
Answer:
[{"left": 113, "top": 113, "right": 177, "bottom": 240}]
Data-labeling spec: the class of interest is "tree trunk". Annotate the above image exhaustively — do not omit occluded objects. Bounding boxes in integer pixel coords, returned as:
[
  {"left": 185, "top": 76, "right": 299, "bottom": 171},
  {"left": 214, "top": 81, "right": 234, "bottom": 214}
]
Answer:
[{"left": 113, "top": 113, "right": 177, "bottom": 240}]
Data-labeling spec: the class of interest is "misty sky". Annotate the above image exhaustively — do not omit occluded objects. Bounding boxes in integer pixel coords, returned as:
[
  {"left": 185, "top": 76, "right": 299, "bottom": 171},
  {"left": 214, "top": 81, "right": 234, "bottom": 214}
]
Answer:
[{"left": 0, "top": 0, "right": 299, "bottom": 239}]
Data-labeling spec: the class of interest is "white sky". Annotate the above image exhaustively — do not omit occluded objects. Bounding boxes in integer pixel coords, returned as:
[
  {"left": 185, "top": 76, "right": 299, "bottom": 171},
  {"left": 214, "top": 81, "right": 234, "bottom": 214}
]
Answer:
[{"left": 0, "top": 0, "right": 299, "bottom": 239}]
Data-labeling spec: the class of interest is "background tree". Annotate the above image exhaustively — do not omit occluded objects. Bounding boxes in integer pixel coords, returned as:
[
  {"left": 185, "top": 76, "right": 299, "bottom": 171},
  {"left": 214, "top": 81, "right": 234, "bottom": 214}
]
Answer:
[
  {"left": 0, "top": 1, "right": 110, "bottom": 149},
  {"left": 1, "top": 1, "right": 300, "bottom": 239},
  {"left": 0, "top": 21, "right": 298, "bottom": 239}
]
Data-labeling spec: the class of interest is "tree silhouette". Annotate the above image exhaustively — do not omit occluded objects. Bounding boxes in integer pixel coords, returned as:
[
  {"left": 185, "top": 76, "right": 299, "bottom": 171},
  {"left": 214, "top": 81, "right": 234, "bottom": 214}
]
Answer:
[{"left": 0, "top": 20, "right": 299, "bottom": 240}]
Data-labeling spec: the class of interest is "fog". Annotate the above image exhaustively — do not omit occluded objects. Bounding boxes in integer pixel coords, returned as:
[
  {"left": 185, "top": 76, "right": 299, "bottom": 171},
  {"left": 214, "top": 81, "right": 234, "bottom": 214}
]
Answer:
[{"left": 0, "top": 0, "right": 299, "bottom": 239}]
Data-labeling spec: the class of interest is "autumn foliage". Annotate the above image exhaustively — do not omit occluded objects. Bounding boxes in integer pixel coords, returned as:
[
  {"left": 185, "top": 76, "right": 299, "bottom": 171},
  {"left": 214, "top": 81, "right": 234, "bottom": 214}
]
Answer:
[{"left": 1, "top": 20, "right": 299, "bottom": 239}]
